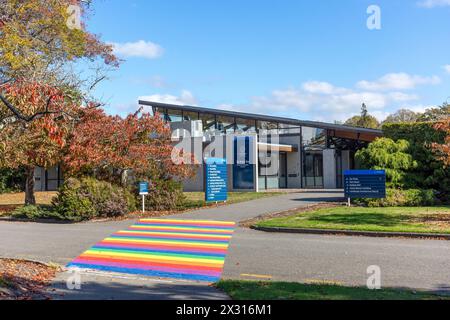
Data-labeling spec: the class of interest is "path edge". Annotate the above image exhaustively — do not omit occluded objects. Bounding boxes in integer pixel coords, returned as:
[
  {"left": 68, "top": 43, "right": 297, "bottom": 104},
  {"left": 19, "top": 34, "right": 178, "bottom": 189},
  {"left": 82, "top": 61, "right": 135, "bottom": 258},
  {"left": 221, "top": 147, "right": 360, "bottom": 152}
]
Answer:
[{"left": 250, "top": 225, "right": 450, "bottom": 240}]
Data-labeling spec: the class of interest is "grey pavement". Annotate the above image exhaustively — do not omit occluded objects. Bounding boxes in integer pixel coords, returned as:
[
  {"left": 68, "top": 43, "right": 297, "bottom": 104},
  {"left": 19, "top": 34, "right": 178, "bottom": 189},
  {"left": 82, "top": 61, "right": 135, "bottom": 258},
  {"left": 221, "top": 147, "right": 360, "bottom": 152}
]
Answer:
[
  {"left": 224, "top": 228, "right": 450, "bottom": 294},
  {"left": 51, "top": 271, "right": 229, "bottom": 300},
  {"left": 1, "top": 190, "right": 450, "bottom": 299}
]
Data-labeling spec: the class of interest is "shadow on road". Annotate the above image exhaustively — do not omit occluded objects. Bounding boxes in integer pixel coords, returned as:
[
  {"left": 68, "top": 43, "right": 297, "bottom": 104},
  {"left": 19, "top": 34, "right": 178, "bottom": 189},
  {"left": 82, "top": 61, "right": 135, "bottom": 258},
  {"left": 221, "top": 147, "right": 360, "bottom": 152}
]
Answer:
[{"left": 50, "top": 272, "right": 228, "bottom": 300}]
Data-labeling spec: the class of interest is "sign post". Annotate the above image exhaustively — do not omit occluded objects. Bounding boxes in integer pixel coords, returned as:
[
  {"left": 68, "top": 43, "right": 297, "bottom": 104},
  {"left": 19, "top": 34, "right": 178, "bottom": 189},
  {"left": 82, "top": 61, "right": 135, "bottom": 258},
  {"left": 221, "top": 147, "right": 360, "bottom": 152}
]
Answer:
[
  {"left": 139, "top": 182, "right": 149, "bottom": 213},
  {"left": 344, "top": 170, "right": 386, "bottom": 206},
  {"left": 205, "top": 158, "right": 228, "bottom": 203}
]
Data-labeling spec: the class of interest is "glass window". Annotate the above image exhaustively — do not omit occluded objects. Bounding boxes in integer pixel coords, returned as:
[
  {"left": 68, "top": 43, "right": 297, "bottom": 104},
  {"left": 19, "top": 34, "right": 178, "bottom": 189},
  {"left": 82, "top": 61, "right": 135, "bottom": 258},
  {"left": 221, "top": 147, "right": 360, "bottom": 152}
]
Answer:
[
  {"left": 302, "top": 127, "right": 326, "bottom": 149},
  {"left": 200, "top": 113, "right": 216, "bottom": 132},
  {"left": 279, "top": 123, "right": 301, "bottom": 134},
  {"left": 236, "top": 118, "right": 256, "bottom": 133},
  {"left": 166, "top": 108, "right": 183, "bottom": 123},
  {"left": 257, "top": 121, "right": 278, "bottom": 134},
  {"left": 151, "top": 107, "right": 166, "bottom": 120},
  {"left": 217, "top": 115, "right": 235, "bottom": 134},
  {"left": 183, "top": 111, "right": 199, "bottom": 121}
]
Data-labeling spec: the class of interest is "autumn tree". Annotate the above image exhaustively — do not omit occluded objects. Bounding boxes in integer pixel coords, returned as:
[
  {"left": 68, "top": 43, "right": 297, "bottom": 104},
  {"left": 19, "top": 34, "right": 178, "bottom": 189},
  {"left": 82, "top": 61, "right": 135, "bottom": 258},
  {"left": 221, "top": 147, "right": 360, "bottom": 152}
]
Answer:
[
  {"left": 345, "top": 103, "right": 380, "bottom": 129},
  {"left": 0, "top": 0, "right": 118, "bottom": 123},
  {"left": 63, "top": 109, "right": 194, "bottom": 187},
  {"left": 0, "top": 0, "right": 118, "bottom": 204},
  {"left": 432, "top": 118, "right": 450, "bottom": 167},
  {"left": 0, "top": 82, "right": 79, "bottom": 204}
]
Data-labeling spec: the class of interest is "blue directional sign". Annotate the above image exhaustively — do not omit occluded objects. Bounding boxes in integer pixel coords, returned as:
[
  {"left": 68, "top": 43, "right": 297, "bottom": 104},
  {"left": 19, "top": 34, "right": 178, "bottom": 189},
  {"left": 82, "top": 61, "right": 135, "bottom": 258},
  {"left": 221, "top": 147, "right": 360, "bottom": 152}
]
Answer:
[
  {"left": 233, "top": 136, "right": 255, "bottom": 190},
  {"left": 344, "top": 170, "right": 386, "bottom": 199},
  {"left": 139, "top": 182, "right": 149, "bottom": 195},
  {"left": 205, "top": 158, "right": 228, "bottom": 202}
]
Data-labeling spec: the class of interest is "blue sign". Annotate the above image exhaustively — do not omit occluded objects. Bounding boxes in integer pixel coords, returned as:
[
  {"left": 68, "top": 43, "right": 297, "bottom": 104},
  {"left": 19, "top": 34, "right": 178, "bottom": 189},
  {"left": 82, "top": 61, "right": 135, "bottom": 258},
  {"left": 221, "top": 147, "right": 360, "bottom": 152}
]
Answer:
[
  {"left": 205, "top": 158, "right": 228, "bottom": 202},
  {"left": 233, "top": 136, "right": 255, "bottom": 190},
  {"left": 139, "top": 182, "right": 149, "bottom": 195},
  {"left": 344, "top": 170, "right": 386, "bottom": 199}
]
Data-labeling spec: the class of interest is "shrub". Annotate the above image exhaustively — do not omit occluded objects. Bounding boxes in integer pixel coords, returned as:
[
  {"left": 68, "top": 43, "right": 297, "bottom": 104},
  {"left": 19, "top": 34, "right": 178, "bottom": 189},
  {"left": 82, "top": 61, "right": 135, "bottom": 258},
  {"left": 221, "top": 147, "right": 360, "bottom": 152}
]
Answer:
[
  {"left": 382, "top": 122, "right": 449, "bottom": 203},
  {"left": 0, "top": 168, "right": 25, "bottom": 194},
  {"left": 355, "top": 189, "right": 437, "bottom": 207},
  {"left": 143, "top": 179, "right": 186, "bottom": 211},
  {"left": 11, "top": 205, "right": 65, "bottom": 221},
  {"left": 355, "top": 138, "right": 418, "bottom": 188},
  {"left": 53, "top": 177, "right": 137, "bottom": 221}
]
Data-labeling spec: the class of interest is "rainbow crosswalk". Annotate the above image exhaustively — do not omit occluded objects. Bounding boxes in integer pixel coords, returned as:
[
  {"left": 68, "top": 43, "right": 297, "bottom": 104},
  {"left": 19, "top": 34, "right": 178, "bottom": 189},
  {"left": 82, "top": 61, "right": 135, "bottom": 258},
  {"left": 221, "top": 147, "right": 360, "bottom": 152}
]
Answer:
[{"left": 67, "top": 219, "right": 236, "bottom": 283}]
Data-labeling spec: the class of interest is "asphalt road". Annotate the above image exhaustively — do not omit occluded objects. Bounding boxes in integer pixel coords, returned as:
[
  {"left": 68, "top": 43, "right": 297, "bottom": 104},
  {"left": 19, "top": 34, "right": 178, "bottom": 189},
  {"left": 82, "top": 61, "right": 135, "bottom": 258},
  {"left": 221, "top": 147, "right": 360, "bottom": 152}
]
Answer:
[
  {"left": 1, "top": 191, "right": 449, "bottom": 299},
  {"left": 224, "top": 228, "right": 450, "bottom": 294}
]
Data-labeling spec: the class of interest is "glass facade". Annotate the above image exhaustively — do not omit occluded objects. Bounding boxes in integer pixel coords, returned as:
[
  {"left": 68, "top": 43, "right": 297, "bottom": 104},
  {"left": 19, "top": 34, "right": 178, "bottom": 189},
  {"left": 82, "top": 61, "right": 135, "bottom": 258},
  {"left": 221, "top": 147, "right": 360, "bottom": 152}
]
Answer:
[
  {"left": 183, "top": 111, "right": 199, "bottom": 121},
  {"left": 200, "top": 113, "right": 216, "bottom": 132},
  {"left": 236, "top": 118, "right": 257, "bottom": 134},
  {"left": 165, "top": 109, "right": 182, "bottom": 122},
  {"left": 216, "top": 115, "right": 236, "bottom": 134},
  {"left": 257, "top": 121, "right": 278, "bottom": 135},
  {"left": 145, "top": 102, "right": 377, "bottom": 190},
  {"left": 302, "top": 127, "right": 326, "bottom": 150}
]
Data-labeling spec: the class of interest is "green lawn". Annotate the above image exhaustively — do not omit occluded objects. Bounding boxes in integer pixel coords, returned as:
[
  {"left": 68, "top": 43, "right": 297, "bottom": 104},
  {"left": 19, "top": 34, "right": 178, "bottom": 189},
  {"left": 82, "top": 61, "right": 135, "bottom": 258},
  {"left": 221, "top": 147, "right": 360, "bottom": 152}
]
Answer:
[
  {"left": 256, "top": 206, "right": 450, "bottom": 234},
  {"left": 182, "top": 192, "right": 283, "bottom": 209},
  {"left": 216, "top": 280, "right": 449, "bottom": 300}
]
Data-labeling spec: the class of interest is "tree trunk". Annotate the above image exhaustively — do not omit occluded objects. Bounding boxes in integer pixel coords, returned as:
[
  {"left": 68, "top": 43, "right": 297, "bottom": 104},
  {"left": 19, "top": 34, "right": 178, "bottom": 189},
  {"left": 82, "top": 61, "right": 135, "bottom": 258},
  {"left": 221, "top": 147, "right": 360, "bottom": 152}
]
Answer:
[
  {"left": 25, "top": 167, "right": 36, "bottom": 206},
  {"left": 120, "top": 169, "right": 129, "bottom": 188}
]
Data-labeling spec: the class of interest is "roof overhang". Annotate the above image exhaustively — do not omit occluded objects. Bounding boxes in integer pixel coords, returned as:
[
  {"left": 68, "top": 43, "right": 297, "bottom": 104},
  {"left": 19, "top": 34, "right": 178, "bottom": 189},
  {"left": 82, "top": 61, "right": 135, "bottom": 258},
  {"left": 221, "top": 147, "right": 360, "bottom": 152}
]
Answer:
[{"left": 139, "top": 100, "right": 383, "bottom": 141}]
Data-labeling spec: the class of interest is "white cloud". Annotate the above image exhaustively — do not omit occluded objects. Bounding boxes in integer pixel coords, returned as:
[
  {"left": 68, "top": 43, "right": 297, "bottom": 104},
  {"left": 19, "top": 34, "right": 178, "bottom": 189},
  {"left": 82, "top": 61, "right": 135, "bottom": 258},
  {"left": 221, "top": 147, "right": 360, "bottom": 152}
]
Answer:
[
  {"left": 226, "top": 87, "right": 418, "bottom": 123},
  {"left": 443, "top": 65, "right": 450, "bottom": 74},
  {"left": 139, "top": 90, "right": 198, "bottom": 107},
  {"left": 117, "top": 72, "right": 439, "bottom": 123},
  {"left": 110, "top": 40, "right": 164, "bottom": 59},
  {"left": 356, "top": 73, "right": 440, "bottom": 91},
  {"left": 220, "top": 72, "right": 440, "bottom": 122},
  {"left": 302, "top": 81, "right": 349, "bottom": 95},
  {"left": 417, "top": 0, "right": 450, "bottom": 8}
]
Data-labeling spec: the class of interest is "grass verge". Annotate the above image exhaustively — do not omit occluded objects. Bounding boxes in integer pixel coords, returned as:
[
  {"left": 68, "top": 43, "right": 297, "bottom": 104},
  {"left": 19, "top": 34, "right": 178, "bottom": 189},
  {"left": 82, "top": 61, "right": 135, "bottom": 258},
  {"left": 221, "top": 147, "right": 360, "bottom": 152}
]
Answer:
[
  {"left": 256, "top": 206, "right": 450, "bottom": 234},
  {"left": 216, "top": 280, "right": 449, "bottom": 300}
]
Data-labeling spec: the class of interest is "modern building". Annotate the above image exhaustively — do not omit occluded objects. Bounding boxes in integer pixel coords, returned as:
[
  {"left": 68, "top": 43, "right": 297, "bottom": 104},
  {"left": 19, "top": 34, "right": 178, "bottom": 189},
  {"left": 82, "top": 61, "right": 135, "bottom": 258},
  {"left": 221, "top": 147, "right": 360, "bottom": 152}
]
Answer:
[
  {"left": 139, "top": 100, "right": 383, "bottom": 192},
  {"left": 34, "top": 101, "right": 382, "bottom": 192}
]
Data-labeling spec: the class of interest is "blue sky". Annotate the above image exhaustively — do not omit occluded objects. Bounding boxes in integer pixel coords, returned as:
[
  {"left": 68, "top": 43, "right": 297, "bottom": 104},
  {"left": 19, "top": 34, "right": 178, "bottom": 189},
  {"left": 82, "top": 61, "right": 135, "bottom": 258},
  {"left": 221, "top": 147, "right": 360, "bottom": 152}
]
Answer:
[{"left": 87, "top": 0, "right": 450, "bottom": 122}]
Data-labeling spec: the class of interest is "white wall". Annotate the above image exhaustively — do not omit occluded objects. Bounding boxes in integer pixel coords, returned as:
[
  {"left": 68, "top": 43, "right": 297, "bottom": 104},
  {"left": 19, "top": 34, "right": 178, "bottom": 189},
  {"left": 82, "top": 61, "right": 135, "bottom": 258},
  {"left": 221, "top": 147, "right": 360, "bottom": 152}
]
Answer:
[{"left": 323, "top": 149, "right": 337, "bottom": 189}]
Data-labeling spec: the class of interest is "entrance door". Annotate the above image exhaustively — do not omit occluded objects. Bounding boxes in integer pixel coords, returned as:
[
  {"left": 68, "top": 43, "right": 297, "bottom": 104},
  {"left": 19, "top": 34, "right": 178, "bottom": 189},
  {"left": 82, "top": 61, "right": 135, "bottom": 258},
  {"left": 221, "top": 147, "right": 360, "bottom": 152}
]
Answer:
[
  {"left": 303, "top": 151, "right": 324, "bottom": 188},
  {"left": 279, "top": 152, "right": 288, "bottom": 189}
]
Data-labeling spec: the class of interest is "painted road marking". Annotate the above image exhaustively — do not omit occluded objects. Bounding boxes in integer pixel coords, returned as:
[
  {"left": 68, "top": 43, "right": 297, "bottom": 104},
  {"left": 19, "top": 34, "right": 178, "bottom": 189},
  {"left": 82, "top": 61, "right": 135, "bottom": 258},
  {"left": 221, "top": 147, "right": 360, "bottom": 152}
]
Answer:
[
  {"left": 67, "top": 219, "right": 236, "bottom": 283},
  {"left": 303, "top": 278, "right": 344, "bottom": 286},
  {"left": 240, "top": 273, "right": 273, "bottom": 279}
]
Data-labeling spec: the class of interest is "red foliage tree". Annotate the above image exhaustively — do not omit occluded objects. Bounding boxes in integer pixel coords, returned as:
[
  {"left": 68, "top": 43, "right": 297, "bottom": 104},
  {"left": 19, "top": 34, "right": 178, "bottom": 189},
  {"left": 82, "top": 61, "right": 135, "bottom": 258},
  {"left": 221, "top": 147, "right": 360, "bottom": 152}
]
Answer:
[
  {"left": 0, "top": 82, "right": 80, "bottom": 204},
  {"left": 64, "top": 109, "right": 194, "bottom": 186}
]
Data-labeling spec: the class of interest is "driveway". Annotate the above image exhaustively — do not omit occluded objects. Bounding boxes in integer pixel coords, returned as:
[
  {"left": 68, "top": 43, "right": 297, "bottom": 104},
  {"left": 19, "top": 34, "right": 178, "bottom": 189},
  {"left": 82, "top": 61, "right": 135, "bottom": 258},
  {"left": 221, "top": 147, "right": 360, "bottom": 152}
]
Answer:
[{"left": 1, "top": 190, "right": 449, "bottom": 298}]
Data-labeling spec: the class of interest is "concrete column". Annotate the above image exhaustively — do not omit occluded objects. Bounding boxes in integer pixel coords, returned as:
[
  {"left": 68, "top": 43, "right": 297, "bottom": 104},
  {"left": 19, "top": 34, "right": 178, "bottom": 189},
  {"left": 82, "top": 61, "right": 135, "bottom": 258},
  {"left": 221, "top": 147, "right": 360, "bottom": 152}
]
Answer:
[{"left": 323, "top": 149, "right": 336, "bottom": 189}]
